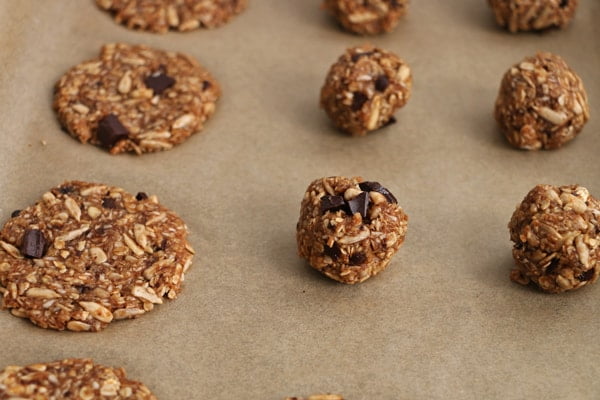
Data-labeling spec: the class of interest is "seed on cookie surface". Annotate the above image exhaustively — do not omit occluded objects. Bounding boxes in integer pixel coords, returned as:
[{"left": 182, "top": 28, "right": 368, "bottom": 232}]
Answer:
[{"left": 0, "top": 180, "right": 194, "bottom": 331}]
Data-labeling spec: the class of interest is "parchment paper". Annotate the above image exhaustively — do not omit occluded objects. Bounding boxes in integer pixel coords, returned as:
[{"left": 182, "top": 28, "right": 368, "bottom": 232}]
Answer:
[{"left": 0, "top": 1, "right": 599, "bottom": 399}]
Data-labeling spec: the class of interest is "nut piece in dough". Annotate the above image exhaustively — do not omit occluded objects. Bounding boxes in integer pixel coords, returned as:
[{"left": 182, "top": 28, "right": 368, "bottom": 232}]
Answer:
[
  {"left": 0, "top": 358, "right": 157, "bottom": 399},
  {"left": 322, "top": 0, "right": 408, "bottom": 35},
  {"left": 508, "top": 184, "right": 600, "bottom": 293},
  {"left": 494, "top": 52, "right": 589, "bottom": 150},
  {"left": 96, "top": 0, "right": 248, "bottom": 33},
  {"left": 320, "top": 45, "right": 412, "bottom": 136},
  {"left": 297, "top": 176, "right": 408, "bottom": 284},
  {"left": 54, "top": 43, "right": 221, "bottom": 155},
  {"left": 0, "top": 181, "right": 194, "bottom": 331},
  {"left": 488, "top": 0, "right": 578, "bottom": 33}
]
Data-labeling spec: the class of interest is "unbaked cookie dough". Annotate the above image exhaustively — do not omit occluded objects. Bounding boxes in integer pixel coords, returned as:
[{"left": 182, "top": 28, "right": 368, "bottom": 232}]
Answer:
[
  {"left": 509, "top": 184, "right": 600, "bottom": 293},
  {"left": 494, "top": 52, "right": 589, "bottom": 150},
  {"left": 488, "top": 0, "right": 578, "bottom": 33},
  {"left": 322, "top": 0, "right": 408, "bottom": 35},
  {"left": 96, "top": 0, "right": 248, "bottom": 33},
  {"left": 297, "top": 176, "right": 408, "bottom": 284},
  {"left": 0, "top": 358, "right": 157, "bottom": 399},
  {"left": 54, "top": 43, "right": 220, "bottom": 155},
  {"left": 0, "top": 181, "right": 194, "bottom": 331},
  {"left": 320, "top": 45, "right": 412, "bottom": 136}
]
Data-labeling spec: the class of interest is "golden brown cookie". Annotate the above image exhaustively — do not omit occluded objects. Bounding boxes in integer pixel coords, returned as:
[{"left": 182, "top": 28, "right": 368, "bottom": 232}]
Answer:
[
  {"left": 0, "top": 181, "right": 194, "bottom": 331},
  {"left": 320, "top": 45, "right": 412, "bottom": 136},
  {"left": 494, "top": 52, "right": 589, "bottom": 150},
  {"left": 96, "top": 0, "right": 248, "bottom": 33},
  {"left": 297, "top": 176, "right": 408, "bottom": 284},
  {"left": 323, "top": 0, "right": 408, "bottom": 35},
  {"left": 54, "top": 43, "right": 220, "bottom": 155},
  {"left": 488, "top": 0, "right": 578, "bottom": 33},
  {"left": 509, "top": 184, "right": 600, "bottom": 293},
  {"left": 0, "top": 358, "right": 157, "bottom": 399}
]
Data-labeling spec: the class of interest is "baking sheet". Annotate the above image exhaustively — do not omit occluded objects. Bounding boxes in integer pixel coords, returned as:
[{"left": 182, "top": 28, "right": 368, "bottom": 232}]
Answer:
[{"left": 0, "top": 1, "right": 599, "bottom": 398}]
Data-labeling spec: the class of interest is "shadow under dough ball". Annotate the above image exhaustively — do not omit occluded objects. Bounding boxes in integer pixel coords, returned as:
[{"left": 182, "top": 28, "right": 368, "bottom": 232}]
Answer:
[
  {"left": 320, "top": 45, "right": 412, "bottom": 136},
  {"left": 322, "top": 0, "right": 409, "bottom": 35},
  {"left": 296, "top": 176, "right": 408, "bottom": 284},
  {"left": 494, "top": 52, "right": 589, "bottom": 150},
  {"left": 488, "top": 0, "right": 579, "bottom": 32},
  {"left": 508, "top": 184, "right": 600, "bottom": 293}
]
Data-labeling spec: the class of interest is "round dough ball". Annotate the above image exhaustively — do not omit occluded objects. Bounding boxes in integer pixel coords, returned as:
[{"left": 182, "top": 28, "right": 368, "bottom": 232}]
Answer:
[
  {"left": 494, "top": 52, "right": 589, "bottom": 150},
  {"left": 509, "top": 184, "right": 600, "bottom": 293},
  {"left": 322, "top": 0, "right": 408, "bottom": 35},
  {"left": 320, "top": 45, "right": 412, "bottom": 136},
  {"left": 297, "top": 176, "right": 408, "bottom": 284},
  {"left": 488, "top": 0, "right": 579, "bottom": 32}
]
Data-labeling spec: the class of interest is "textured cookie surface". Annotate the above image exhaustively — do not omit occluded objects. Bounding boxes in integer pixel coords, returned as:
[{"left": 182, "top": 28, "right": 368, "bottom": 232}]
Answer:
[
  {"left": 54, "top": 43, "right": 220, "bottom": 154},
  {"left": 297, "top": 176, "right": 408, "bottom": 284},
  {"left": 0, "top": 181, "right": 194, "bottom": 331},
  {"left": 323, "top": 0, "right": 408, "bottom": 35},
  {"left": 320, "top": 45, "right": 412, "bottom": 136},
  {"left": 97, "top": 0, "right": 247, "bottom": 33},
  {"left": 488, "top": 0, "right": 578, "bottom": 32},
  {"left": 494, "top": 52, "right": 589, "bottom": 150},
  {"left": 0, "top": 358, "right": 157, "bottom": 399},
  {"left": 509, "top": 184, "right": 600, "bottom": 293}
]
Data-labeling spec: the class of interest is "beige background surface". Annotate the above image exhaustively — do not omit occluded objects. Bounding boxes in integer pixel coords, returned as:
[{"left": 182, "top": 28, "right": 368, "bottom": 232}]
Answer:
[{"left": 0, "top": 1, "right": 599, "bottom": 399}]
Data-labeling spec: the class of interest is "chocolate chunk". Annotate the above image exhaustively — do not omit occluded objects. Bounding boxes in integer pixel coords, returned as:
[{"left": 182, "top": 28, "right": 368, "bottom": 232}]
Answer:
[
  {"left": 347, "top": 192, "right": 369, "bottom": 219},
  {"left": 324, "top": 243, "right": 341, "bottom": 261},
  {"left": 10, "top": 210, "right": 21, "bottom": 218},
  {"left": 351, "top": 92, "right": 368, "bottom": 111},
  {"left": 97, "top": 114, "right": 129, "bottom": 149},
  {"left": 546, "top": 258, "right": 560, "bottom": 275},
  {"left": 202, "top": 80, "right": 212, "bottom": 90},
  {"left": 375, "top": 74, "right": 389, "bottom": 92},
  {"left": 559, "top": 0, "right": 569, "bottom": 7},
  {"left": 349, "top": 252, "right": 366, "bottom": 265},
  {"left": 383, "top": 116, "right": 397, "bottom": 127},
  {"left": 102, "top": 197, "right": 117, "bottom": 209},
  {"left": 20, "top": 229, "right": 46, "bottom": 259},
  {"left": 359, "top": 181, "right": 398, "bottom": 204},
  {"left": 577, "top": 268, "right": 595, "bottom": 281},
  {"left": 136, "top": 192, "right": 148, "bottom": 201},
  {"left": 144, "top": 71, "right": 175, "bottom": 95},
  {"left": 59, "top": 185, "right": 74, "bottom": 194},
  {"left": 320, "top": 195, "right": 345, "bottom": 214}
]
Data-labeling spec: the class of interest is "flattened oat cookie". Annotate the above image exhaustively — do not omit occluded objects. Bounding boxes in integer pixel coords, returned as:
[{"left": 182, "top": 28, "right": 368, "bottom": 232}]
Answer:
[
  {"left": 0, "top": 181, "right": 194, "bottom": 332},
  {"left": 96, "top": 0, "right": 247, "bottom": 33},
  {"left": 54, "top": 43, "right": 220, "bottom": 154},
  {"left": 0, "top": 358, "right": 157, "bottom": 399}
]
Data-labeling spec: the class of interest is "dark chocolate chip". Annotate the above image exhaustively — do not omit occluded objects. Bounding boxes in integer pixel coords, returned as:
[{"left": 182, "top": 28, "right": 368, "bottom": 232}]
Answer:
[
  {"left": 546, "top": 258, "right": 560, "bottom": 275},
  {"left": 10, "top": 210, "right": 21, "bottom": 218},
  {"left": 102, "top": 197, "right": 117, "bottom": 209},
  {"left": 560, "top": 0, "right": 568, "bottom": 7},
  {"left": 375, "top": 74, "right": 389, "bottom": 92},
  {"left": 136, "top": 192, "right": 148, "bottom": 201},
  {"left": 324, "top": 243, "right": 341, "bottom": 261},
  {"left": 351, "top": 51, "right": 374, "bottom": 62},
  {"left": 320, "top": 195, "right": 345, "bottom": 214},
  {"left": 347, "top": 192, "right": 369, "bottom": 219},
  {"left": 202, "top": 80, "right": 212, "bottom": 90},
  {"left": 97, "top": 114, "right": 129, "bottom": 149},
  {"left": 20, "top": 229, "right": 46, "bottom": 259},
  {"left": 349, "top": 252, "right": 366, "bottom": 265},
  {"left": 359, "top": 181, "right": 397, "bottom": 204},
  {"left": 59, "top": 185, "right": 74, "bottom": 194},
  {"left": 144, "top": 71, "right": 176, "bottom": 95},
  {"left": 577, "top": 268, "right": 595, "bottom": 281},
  {"left": 351, "top": 92, "right": 368, "bottom": 111},
  {"left": 383, "top": 116, "right": 397, "bottom": 127}
]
